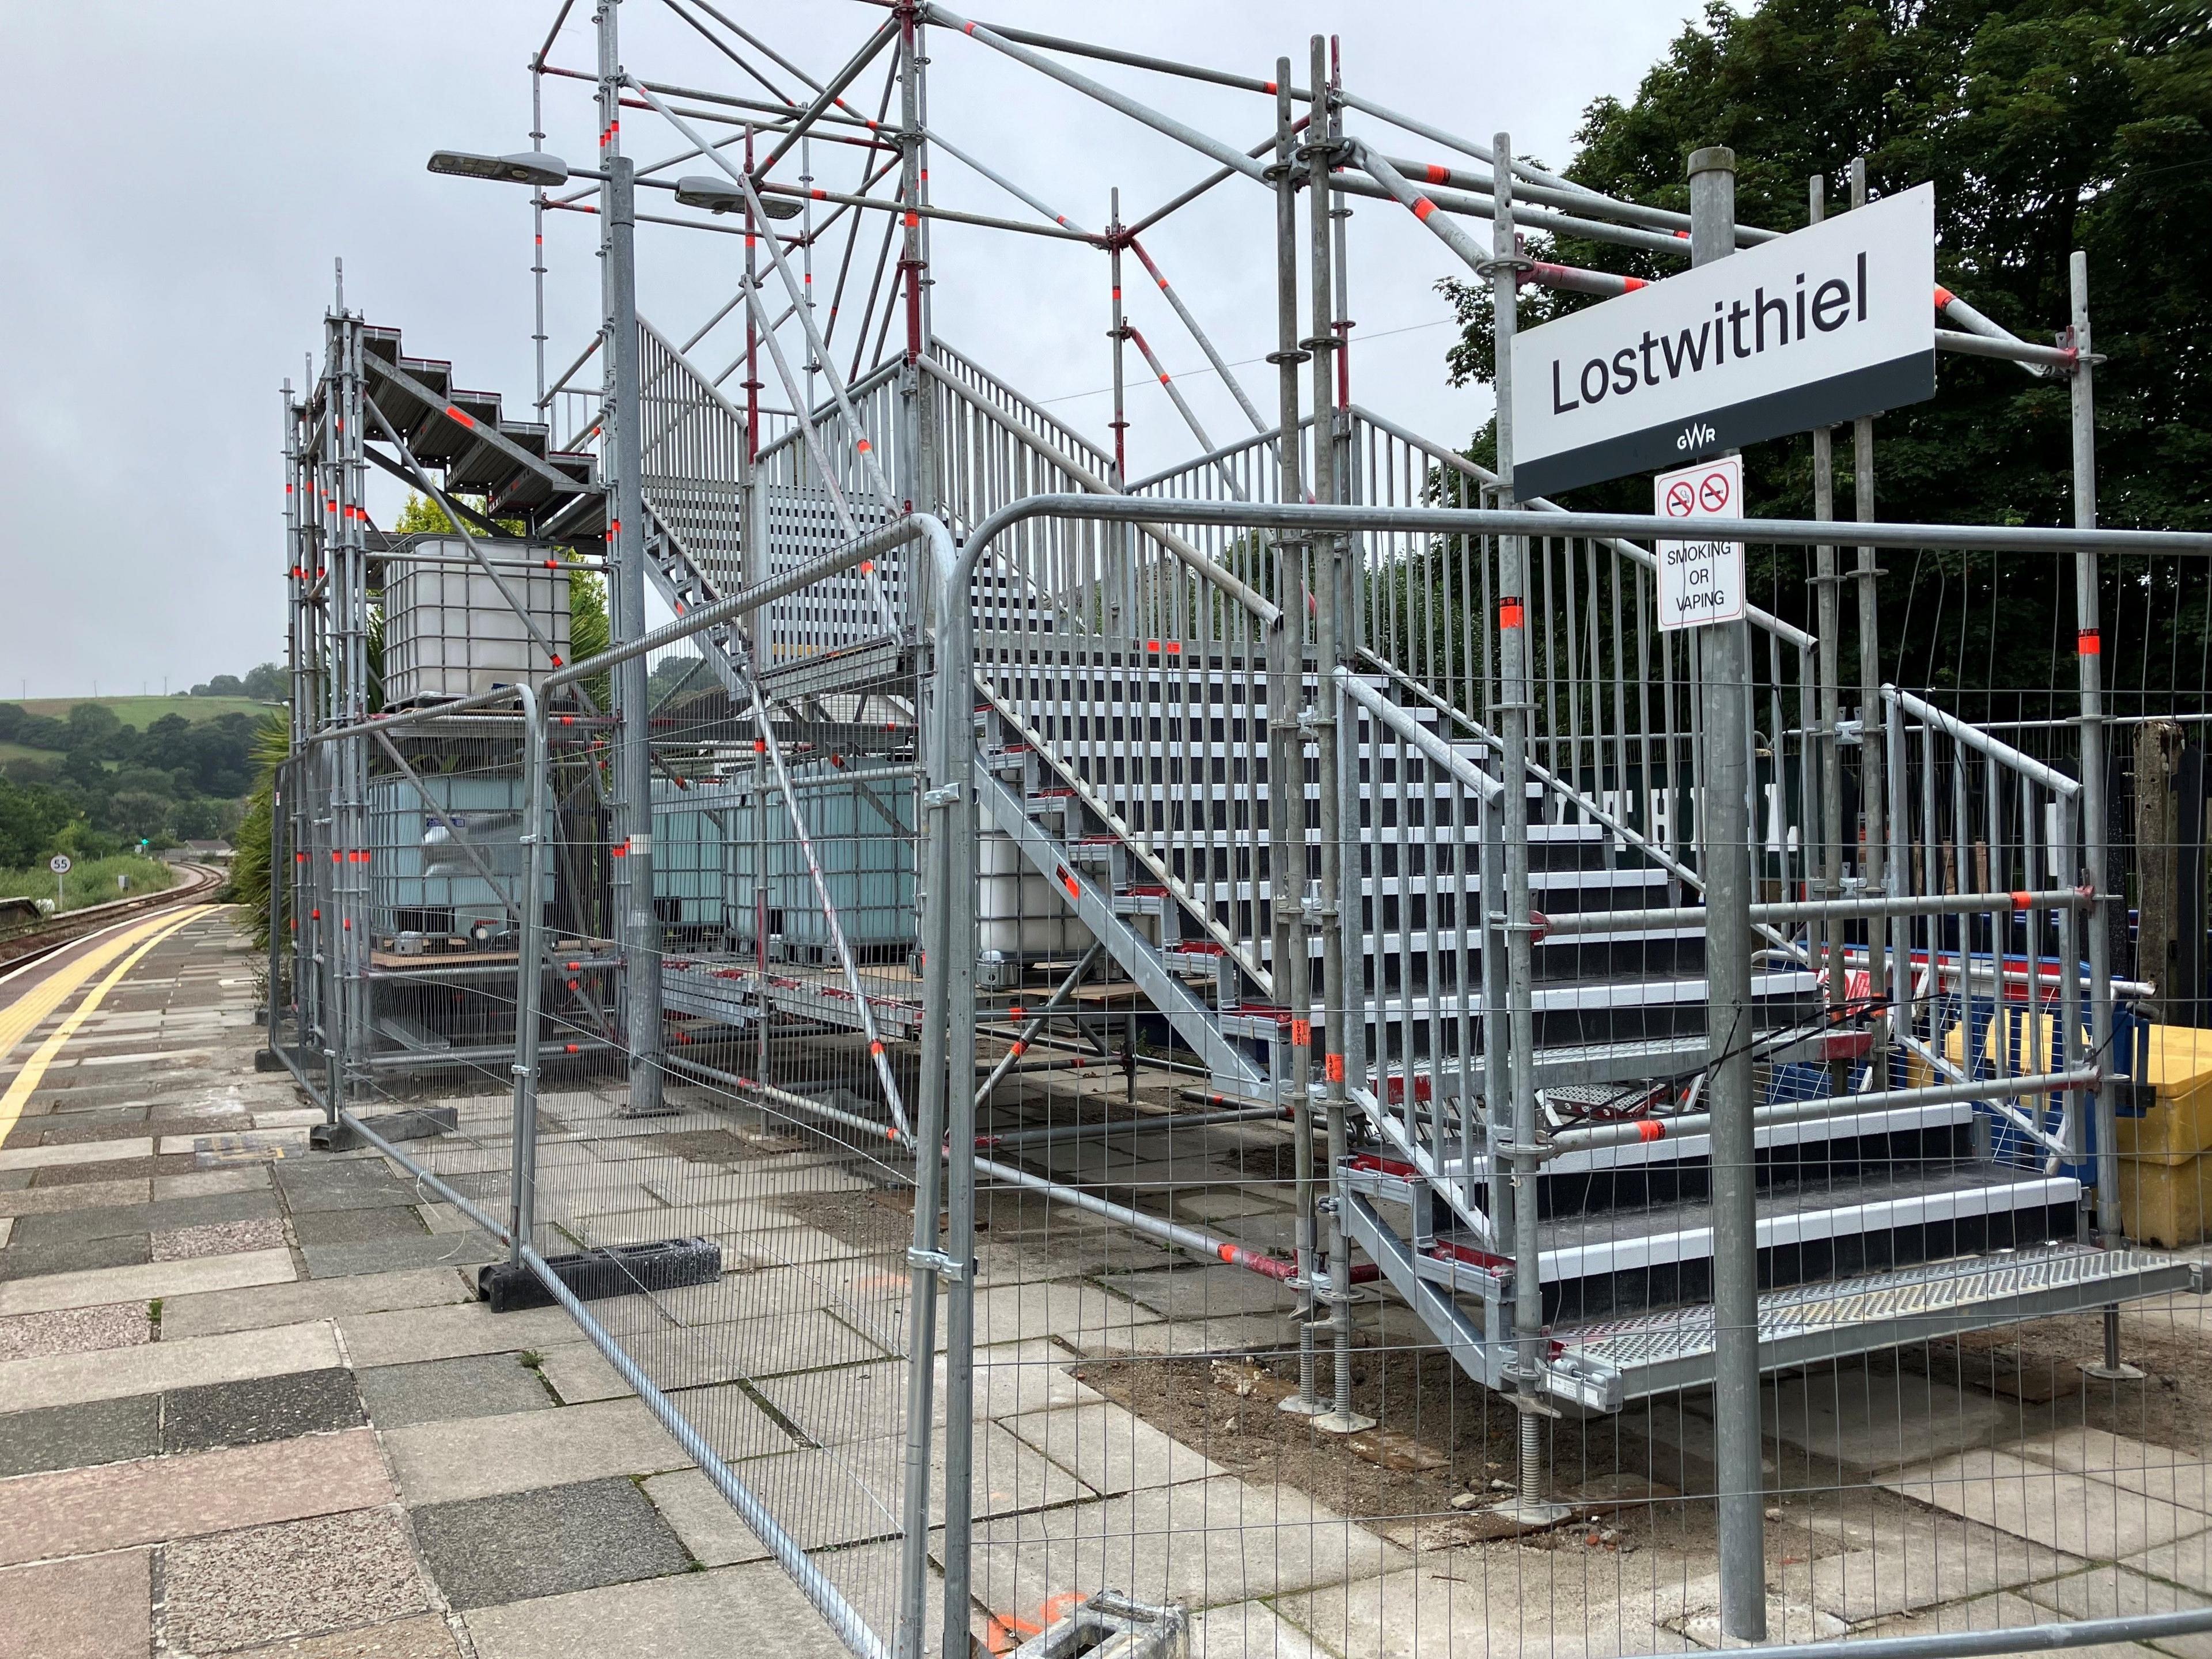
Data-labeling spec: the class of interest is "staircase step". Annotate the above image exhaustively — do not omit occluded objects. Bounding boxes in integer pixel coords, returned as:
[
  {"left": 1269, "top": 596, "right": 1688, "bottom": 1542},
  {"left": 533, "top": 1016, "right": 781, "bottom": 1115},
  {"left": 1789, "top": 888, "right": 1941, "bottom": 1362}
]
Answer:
[
  {"left": 1552, "top": 1243, "right": 2199, "bottom": 1404},
  {"left": 1531, "top": 1164, "right": 2080, "bottom": 1323}
]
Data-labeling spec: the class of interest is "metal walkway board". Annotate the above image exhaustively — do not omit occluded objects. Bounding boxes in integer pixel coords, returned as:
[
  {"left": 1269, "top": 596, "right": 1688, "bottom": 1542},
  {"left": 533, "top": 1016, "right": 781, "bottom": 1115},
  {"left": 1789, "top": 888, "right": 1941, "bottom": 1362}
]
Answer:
[{"left": 1555, "top": 1243, "right": 2203, "bottom": 1404}]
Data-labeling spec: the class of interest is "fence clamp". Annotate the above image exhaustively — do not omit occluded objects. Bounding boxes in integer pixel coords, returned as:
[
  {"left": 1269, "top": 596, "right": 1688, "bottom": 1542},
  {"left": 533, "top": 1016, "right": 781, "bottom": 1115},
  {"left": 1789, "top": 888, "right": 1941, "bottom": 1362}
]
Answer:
[
  {"left": 1836, "top": 718, "right": 1865, "bottom": 747},
  {"left": 922, "top": 784, "right": 961, "bottom": 812},
  {"left": 907, "top": 1246, "right": 969, "bottom": 1283}
]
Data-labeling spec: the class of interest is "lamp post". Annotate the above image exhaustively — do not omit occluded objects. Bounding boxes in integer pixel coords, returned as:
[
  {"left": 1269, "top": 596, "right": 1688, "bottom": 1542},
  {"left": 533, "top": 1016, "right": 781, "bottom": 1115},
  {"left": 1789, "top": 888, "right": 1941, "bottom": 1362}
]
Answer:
[{"left": 423, "top": 122, "right": 665, "bottom": 1115}]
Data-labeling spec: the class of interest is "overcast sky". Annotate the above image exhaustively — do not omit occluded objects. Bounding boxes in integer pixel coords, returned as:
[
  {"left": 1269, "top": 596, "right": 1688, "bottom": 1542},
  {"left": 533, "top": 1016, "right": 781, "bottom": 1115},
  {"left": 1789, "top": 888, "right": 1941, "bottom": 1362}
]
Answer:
[{"left": 1, "top": 1, "right": 1706, "bottom": 698}]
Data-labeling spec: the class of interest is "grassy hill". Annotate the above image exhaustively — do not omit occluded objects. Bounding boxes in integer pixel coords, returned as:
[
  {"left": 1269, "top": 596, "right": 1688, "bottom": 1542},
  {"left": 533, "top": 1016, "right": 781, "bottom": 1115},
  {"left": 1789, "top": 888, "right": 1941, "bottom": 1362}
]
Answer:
[{"left": 1, "top": 695, "right": 270, "bottom": 732}]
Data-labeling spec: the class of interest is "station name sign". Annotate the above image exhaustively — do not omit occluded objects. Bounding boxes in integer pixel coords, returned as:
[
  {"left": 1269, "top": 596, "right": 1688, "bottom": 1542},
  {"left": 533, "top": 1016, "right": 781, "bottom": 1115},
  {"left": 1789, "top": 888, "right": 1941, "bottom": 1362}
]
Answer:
[{"left": 1509, "top": 184, "right": 1936, "bottom": 499}]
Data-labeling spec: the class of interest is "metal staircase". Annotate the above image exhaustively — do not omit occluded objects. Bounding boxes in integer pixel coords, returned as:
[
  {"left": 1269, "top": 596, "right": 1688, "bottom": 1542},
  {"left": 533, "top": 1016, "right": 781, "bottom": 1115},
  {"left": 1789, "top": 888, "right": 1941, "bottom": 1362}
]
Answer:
[{"left": 617, "top": 320, "right": 2202, "bottom": 1412}]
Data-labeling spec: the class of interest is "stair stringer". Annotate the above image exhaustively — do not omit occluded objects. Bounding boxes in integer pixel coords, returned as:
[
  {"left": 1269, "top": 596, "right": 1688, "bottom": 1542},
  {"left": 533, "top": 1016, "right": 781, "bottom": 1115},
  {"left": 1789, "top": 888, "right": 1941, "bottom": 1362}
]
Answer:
[{"left": 971, "top": 763, "right": 1266, "bottom": 1094}]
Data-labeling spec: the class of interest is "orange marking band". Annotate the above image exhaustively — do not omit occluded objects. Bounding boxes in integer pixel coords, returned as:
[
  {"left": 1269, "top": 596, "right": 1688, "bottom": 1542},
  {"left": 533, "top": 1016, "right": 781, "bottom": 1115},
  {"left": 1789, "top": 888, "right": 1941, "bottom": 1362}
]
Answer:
[
  {"left": 1499, "top": 598, "right": 1526, "bottom": 630},
  {"left": 1325, "top": 1053, "right": 1346, "bottom": 1083},
  {"left": 1291, "top": 1018, "right": 1312, "bottom": 1046},
  {"left": 1638, "top": 1120, "right": 1665, "bottom": 1142},
  {"left": 1411, "top": 197, "right": 1438, "bottom": 222},
  {"left": 2078, "top": 630, "right": 2102, "bottom": 656}
]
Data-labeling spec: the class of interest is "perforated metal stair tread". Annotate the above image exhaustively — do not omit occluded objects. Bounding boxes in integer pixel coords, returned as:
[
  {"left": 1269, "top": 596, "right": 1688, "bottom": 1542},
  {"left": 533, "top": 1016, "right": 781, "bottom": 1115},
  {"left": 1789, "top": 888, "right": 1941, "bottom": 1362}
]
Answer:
[{"left": 1552, "top": 1244, "right": 2200, "bottom": 1400}]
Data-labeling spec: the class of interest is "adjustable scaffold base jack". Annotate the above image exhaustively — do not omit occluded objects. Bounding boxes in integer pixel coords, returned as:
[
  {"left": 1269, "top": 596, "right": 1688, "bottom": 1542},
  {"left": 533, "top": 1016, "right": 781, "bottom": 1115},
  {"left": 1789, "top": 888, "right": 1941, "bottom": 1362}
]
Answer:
[
  {"left": 1486, "top": 1395, "right": 1573, "bottom": 1530},
  {"left": 2081, "top": 1302, "right": 2147, "bottom": 1381}
]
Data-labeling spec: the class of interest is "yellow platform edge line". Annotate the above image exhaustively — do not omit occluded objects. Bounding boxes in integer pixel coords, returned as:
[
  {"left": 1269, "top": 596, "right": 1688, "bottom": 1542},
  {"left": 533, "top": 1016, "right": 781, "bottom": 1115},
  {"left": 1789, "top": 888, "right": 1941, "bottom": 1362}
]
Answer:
[
  {"left": 0, "top": 911, "right": 193, "bottom": 1062},
  {"left": 0, "top": 906, "right": 220, "bottom": 1146}
]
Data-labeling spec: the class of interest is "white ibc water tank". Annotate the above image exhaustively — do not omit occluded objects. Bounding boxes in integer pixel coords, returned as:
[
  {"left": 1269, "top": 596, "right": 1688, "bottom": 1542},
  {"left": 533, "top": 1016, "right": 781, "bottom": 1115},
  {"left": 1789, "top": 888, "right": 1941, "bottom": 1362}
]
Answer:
[{"left": 384, "top": 539, "right": 572, "bottom": 704}]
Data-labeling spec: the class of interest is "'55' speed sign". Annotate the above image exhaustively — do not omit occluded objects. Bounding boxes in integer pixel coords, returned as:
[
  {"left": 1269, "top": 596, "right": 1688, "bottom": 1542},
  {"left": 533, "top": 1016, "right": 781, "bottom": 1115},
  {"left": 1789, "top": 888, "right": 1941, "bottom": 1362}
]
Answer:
[{"left": 1653, "top": 453, "right": 1745, "bottom": 632}]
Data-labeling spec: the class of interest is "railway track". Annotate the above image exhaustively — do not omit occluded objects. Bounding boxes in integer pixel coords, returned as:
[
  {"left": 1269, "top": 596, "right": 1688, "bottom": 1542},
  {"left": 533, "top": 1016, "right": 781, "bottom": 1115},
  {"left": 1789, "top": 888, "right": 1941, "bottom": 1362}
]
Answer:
[{"left": 0, "top": 862, "right": 229, "bottom": 976}]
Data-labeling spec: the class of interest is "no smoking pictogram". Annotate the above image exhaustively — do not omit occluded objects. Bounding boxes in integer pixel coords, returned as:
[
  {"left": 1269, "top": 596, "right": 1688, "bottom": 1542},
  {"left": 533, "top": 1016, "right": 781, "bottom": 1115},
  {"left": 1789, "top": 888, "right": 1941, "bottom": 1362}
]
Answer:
[{"left": 1652, "top": 454, "right": 1745, "bottom": 632}]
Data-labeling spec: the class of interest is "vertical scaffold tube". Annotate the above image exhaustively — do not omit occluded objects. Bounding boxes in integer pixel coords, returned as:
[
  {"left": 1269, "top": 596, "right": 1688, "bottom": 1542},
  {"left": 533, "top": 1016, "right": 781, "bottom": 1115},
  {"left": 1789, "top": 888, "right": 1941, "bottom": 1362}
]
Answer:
[
  {"left": 1688, "top": 144, "right": 1767, "bottom": 1646},
  {"left": 1308, "top": 33, "right": 1371, "bottom": 1437},
  {"left": 600, "top": 1, "right": 664, "bottom": 1116},
  {"left": 1270, "top": 62, "right": 1322, "bottom": 1423}
]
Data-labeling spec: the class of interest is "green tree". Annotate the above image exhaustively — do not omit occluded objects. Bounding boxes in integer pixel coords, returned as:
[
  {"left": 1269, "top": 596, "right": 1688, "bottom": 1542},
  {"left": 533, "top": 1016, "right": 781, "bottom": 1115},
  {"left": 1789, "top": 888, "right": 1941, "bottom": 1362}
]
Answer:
[
  {"left": 225, "top": 712, "right": 291, "bottom": 944},
  {"left": 1440, "top": 0, "right": 2212, "bottom": 716},
  {"left": 241, "top": 662, "right": 286, "bottom": 701},
  {"left": 0, "top": 777, "right": 78, "bottom": 866}
]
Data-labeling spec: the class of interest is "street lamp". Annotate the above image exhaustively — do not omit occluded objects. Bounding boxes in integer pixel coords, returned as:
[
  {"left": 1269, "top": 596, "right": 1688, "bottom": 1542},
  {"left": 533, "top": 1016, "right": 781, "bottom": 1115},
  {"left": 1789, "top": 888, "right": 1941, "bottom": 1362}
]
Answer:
[
  {"left": 426, "top": 150, "right": 570, "bottom": 188},
  {"left": 673, "top": 175, "right": 802, "bottom": 219}
]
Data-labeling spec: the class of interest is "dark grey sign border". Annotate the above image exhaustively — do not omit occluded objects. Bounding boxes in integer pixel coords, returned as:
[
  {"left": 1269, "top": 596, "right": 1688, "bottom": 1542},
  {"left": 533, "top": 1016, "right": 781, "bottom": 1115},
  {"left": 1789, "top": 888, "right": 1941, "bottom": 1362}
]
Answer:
[{"left": 1513, "top": 351, "right": 1936, "bottom": 501}]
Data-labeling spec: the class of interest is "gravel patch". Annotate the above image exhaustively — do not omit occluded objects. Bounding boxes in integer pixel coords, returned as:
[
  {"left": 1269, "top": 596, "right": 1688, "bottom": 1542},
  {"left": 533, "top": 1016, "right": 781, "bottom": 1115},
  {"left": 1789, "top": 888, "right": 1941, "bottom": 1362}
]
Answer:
[
  {"left": 152, "top": 1218, "right": 290, "bottom": 1261},
  {"left": 0, "top": 1300, "right": 151, "bottom": 1362}
]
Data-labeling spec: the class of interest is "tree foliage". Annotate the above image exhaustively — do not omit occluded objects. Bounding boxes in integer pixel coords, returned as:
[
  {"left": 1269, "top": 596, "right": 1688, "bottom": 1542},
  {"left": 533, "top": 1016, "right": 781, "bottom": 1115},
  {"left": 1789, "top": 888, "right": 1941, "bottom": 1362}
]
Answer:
[{"left": 1441, "top": 0, "right": 2212, "bottom": 710}]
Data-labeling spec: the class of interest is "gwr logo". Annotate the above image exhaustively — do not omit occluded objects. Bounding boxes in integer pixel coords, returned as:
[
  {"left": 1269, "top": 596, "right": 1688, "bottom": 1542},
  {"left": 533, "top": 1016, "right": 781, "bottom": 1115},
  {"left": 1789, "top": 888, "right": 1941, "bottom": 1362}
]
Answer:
[{"left": 1675, "top": 421, "right": 1717, "bottom": 452}]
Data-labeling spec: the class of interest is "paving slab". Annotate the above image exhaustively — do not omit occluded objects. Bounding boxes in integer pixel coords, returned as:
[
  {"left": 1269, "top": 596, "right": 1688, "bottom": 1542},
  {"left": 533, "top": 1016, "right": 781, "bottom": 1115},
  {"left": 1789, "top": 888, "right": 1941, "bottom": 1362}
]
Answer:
[
  {"left": 379, "top": 1397, "right": 694, "bottom": 1505},
  {"left": 1884, "top": 1449, "right": 2206, "bottom": 1560},
  {"left": 302, "top": 1234, "right": 500, "bottom": 1280},
  {"left": 411, "top": 1475, "right": 695, "bottom": 1610},
  {"left": 0, "top": 1230, "right": 150, "bottom": 1281},
  {"left": 291, "top": 1206, "right": 431, "bottom": 1246},
  {"left": 461, "top": 1559, "right": 853, "bottom": 1659},
  {"left": 2017, "top": 1565, "right": 2212, "bottom": 1659},
  {"left": 0, "top": 1547, "right": 153, "bottom": 1659},
  {"left": 337, "top": 1300, "right": 578, "bottom": 1368},
  {"left": 607, "top": 1304, "right": 889, "bottom": 1385},
  {"left": 275, "top": 1173, "right": 426, "bottom": 1214},
  {"left": 161, "top": 1128, "right": 310, "bottom": 1157},
  {"left": 1802, "top": 1508, "right": 2092, "bottom": 1620},
  {"left": 1097, "top": 1263, "right": 1301, "bottom": 1320},
  {"left": 0, "top": 1137, "right": 153, "bottom": 1171},
  {"left": 253, "top": 1108, "right": 329, "bottom": 1131},
  {"left": 161, "top": 1266, "right": 470, "bottom": 1340},
  {"left": 2017, "top": 1428, "right": 2212, "bottom": 1516},
  {"left": 31, "top": 1153, "right": 198, "bottom": 1186},
  {"left": 156, "top": 1166, "right": 273, "bottom": 1200},
  {"left": 963, "top": 1475, "right": 1403, "bottom": 1616},
  {"left": 356, "top": 1353, "right": 554, "bottom": 1430},
  {"left": 639, "top": 1468, "right": 775, "bottom": 1567},
  {"left": 1002, "top": 1400, "right": 1228, "bottom": 1497},
  {"left": 0, "top": 1177, "right": 150, "bottom": 1218},
  {"left": 0, "top": 1245, "right": 295, "bottom": 1317},
  {"left": 2124, "top": 1533, "right": 2212, "bottom": 1595},
  {"left": 217, "top": 1612, "right": 461, "bottom": 1658},
  {"left": 1858, "top": 1591, "right": 2168, "bottom": 1659},
  {"left": 153, "top": 1217, "right": 290, "bottom": 1260},
  {"left": 534, "top": 1340, "right": 631, "bottom": 1404},
  {"left": 738, "top": 1418, "right": 1090, "bottom": 1548},
  {"left": 955, "top": 1279, "right": 1165, "bottom": 1353},
  {"left": 1770, "top": 1363, "right": 2015, "bottom": 1476},
  {"left": 162, "top": 1366, "right": 365, "bottom": 1453},
  {"left": 12, "top": 1188, "right": 280, "bottom": 1245},
  {"left": 1280, "top": 1554, "right": 1689, "bottom": 1659},
  {"left": 164, "top": 1505, "right": 431, "bottom": 1654},
  {"left": 760, "top": 1339, "right": 1100, "bottom": 1446},
  {"left": 0, "top": 1391, "right": 162, "bottom": 1479},
  {"left": 0, "top": 1427, "right": 392, "bottom": 1565},
  {"left": 1187, "top": 1600, "right": 1330, "bottom": 1658},
  {"left": 0, "top": 1298, "right": 150, "bottom": 1362},
  {"left": 0, "top": 1317, "right": 342, "bottom": 1414}
]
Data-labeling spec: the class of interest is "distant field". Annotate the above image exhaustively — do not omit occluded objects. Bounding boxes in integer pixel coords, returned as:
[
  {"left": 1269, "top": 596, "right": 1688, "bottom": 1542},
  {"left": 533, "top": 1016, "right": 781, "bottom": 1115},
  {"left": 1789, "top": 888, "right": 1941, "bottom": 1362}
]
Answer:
[
  {"left": 2, "top": 695, "right": 270, "bottom": 733},
  {"left": 0, "top": 854, "right": 176, "bottom": 913}
]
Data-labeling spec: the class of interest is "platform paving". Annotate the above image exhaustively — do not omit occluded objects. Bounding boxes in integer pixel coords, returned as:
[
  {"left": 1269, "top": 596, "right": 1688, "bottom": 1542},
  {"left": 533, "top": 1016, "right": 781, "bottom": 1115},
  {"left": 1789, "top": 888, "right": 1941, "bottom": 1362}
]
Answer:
[{"left": 7, "top": 907, "right": 2212, "bottom": 1658}]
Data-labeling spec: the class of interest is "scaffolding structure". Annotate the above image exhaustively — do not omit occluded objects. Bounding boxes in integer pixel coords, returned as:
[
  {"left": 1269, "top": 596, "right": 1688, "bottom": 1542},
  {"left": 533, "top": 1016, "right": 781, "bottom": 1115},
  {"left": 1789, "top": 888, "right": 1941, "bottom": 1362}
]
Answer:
[{"left": 271, "top": 7, "right": 2212, "bottom": 1658}]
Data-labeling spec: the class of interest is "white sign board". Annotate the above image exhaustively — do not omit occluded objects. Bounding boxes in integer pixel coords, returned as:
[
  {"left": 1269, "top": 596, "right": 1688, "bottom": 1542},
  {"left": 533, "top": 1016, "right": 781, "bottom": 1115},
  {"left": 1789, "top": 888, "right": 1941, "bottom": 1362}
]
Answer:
[
  {"left": 1509, "top": 184, "right": 1936, "bottom": 498},
  {"left": 48, "top": 854, "right": 71, "bottom": 874},
  {"left": 1654, "top": 454, "right": 1745, "bottom": 631}
]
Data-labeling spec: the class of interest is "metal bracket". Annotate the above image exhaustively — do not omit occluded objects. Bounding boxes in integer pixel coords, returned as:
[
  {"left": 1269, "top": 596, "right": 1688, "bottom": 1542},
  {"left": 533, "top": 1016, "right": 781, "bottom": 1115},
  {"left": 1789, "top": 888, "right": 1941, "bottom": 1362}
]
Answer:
[
  {"left": 906, "top": 1247, "right": 968, "bottom": 1283},
  {"left": 922, "top": 784, "right": 961, "bottom": 811}
]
